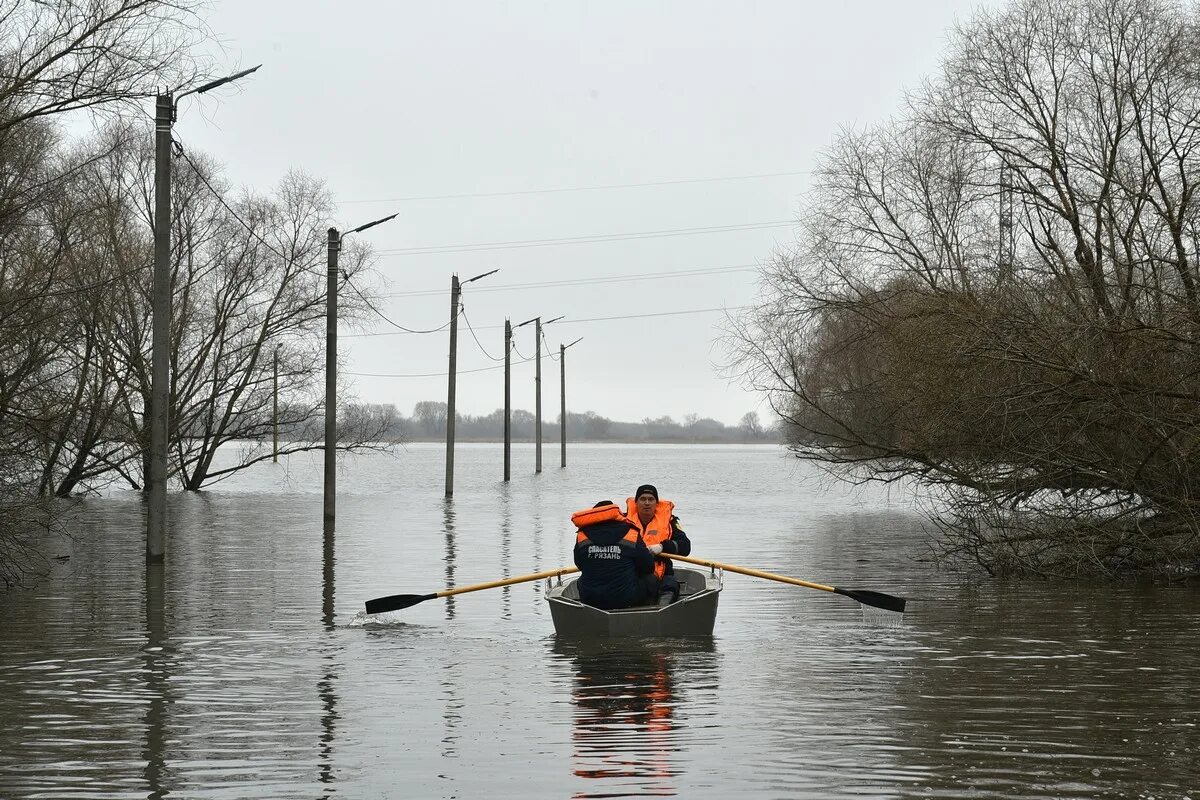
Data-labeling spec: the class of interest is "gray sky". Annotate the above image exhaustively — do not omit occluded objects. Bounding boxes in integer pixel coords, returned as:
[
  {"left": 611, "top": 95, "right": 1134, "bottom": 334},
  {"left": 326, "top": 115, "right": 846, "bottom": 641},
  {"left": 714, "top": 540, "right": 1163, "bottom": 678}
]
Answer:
[{"left": 178, "top": 0, "right": 989, "bottom": 426}]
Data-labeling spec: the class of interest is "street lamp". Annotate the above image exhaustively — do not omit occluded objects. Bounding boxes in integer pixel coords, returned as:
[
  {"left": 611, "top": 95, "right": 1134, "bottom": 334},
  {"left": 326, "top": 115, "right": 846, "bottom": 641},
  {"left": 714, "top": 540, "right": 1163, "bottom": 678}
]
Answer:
[
  {"left": 444, "top": 268, "right": 499, "bottom": 497},
  {"left": 324, "top": 213, "right": 400, "bottom": 530},
  {"left": 147, "top": 64, "right": 262, "bottom": 564}
]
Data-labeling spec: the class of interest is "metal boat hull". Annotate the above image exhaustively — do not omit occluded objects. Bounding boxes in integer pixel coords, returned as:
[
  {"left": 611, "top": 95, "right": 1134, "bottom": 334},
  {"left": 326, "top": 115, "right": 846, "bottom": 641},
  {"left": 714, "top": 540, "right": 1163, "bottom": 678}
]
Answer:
[{"left": 546, "top": 566, "right": 721, "bottom": 637}]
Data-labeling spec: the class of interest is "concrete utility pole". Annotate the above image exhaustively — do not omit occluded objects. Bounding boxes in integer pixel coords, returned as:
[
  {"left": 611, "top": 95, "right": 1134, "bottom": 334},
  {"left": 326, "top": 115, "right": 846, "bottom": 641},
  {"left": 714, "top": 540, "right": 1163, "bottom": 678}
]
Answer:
[
  {"left": 999, "top": 164, "right": 1015, "bottom": 280},
  {"left": 560, "top": 337, "right": 583, "bottom": 468},
  {"left": 511, "top": 315, "right": 538, "bottom": 480},
  {"left": 559, "top": 344, "right": 565, "bottom": 469},
  {"left": 444, "top": 269, "right": 498, "bottom": 497},
  {"left": 445, "top": 273, "right": 460, "bottom": 497},
  {"left": 533, "top": 315, "right": 563, "bottom": 474},
  {"left": 323, "top": 228, "right": 339, "bottom": 529},
  {"left": 146, "top": 65, "right": 260, "bottom": 565},
  {"left": 272, "top": 345, "right": 279, "bottom": 462},
  {"left": 147, "top": 92, "right": 172, "bottom": 564},
  {"left": 504, "top": 318, "right": 512, "bottom": 482},
  {"left": 534, "top": 318, "right": 541, "bottom": 474},
  {"left": 323, "top": 213, "right": 398, "bottom": 529}
]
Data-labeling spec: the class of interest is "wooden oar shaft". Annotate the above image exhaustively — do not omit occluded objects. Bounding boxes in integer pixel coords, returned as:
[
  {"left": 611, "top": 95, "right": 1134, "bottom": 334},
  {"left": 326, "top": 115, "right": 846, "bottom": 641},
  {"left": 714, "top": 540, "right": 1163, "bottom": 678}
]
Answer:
[
  {"left": 435, "top": 566, "right": 579, "bottom": 599},
  {"left": 664, "top": 553, "right": 837, "bottom": 593}
]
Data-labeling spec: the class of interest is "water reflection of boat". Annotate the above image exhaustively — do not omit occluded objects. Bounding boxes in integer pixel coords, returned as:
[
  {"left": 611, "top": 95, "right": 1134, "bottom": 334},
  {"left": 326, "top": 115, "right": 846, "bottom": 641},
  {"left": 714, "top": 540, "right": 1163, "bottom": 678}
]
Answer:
[
  {"left": 555, "top": 638, "right": 716, "bottom": 797},
  {"left": 547, "top": 567, "right": 721, "bottom": 637}
]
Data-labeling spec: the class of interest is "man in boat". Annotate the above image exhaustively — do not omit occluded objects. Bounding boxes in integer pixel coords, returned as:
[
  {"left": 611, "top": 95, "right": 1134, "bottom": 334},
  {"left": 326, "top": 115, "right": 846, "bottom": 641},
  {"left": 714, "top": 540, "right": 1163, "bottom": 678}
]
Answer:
[
  {"left": 572, "top": 500, "right": 658, "bottom": 610},
  {"left": 625, "top": 484, "right": 692, "bottom": 601}
]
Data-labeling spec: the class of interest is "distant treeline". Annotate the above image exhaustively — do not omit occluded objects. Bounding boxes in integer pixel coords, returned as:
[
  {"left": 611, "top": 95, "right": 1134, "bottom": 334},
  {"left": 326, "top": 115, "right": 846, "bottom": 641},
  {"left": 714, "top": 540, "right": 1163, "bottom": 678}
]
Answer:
[{"left": 330, "top": 401, "right": 780, "bottom": 444}]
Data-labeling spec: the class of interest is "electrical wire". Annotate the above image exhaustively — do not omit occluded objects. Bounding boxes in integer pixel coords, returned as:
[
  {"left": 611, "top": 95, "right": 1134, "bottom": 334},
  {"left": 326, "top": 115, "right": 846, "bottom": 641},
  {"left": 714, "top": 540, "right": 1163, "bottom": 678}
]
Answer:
[
  {"left": 344, "top": 305, "right": 746, "bottom": 337},
  {"left": 551, "top": 306, "right": 748, "bottom": 325},
  {"left": 178, "top": 136, "right": 451, "bottom": 338},
  {"left": 340, "top": 169, "right": 809, "bottom": 204},
  {"left": 375, "top": 220, "right": 795, "bottom": 256},
  {"left": 541, "top": 328, "right": 560, "bottom": 361},
  {"left": 173, "top": 139, "right": 307, "bottom": 272},
  {"left": 347, "top": 354, "right": 535, "bottom": 379},
  {"left": 378, "top": 264, "right": 758, "bottom": 298},
  {"left": 460, "top": 305, "right": 503, "bottom": 361},
  {"left": 343, "top": 277, "right": 455, "bottom": 334}
]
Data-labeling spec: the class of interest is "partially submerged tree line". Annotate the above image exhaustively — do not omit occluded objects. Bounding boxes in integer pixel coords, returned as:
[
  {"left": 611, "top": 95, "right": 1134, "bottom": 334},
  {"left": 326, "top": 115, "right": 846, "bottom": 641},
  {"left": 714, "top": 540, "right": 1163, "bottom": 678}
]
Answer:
[
  {"left": 1, "top": 0, "right": 393, "bottom": 586},
  {"left": 732, "top": 0, "right": 1200, "bottom": 576}
]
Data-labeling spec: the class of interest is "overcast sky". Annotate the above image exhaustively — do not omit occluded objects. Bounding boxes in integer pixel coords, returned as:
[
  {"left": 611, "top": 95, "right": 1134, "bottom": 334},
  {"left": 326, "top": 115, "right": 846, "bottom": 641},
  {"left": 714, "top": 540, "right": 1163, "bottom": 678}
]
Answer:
[{"left": 177, "top": 0, "right": 993, "bottom": 426}]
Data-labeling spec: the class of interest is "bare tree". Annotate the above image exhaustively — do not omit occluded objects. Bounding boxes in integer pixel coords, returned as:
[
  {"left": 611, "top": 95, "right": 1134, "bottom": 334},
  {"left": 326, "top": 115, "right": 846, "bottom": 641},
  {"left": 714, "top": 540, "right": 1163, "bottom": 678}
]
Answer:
[
  {"left": 96, "top": 138, "right": 395, "bottom": 490},
  {"left": 413, "top": 401, "right": 448, "bottom": 436},
  {"left": 0, "top": 0, "right": 207, "bottom": 133},
  {"left": 739, "top": 411, "right": 763, "bottom": 439},
  {"left": 730, "top": 0, "right": 1200, "bottom": 576}
]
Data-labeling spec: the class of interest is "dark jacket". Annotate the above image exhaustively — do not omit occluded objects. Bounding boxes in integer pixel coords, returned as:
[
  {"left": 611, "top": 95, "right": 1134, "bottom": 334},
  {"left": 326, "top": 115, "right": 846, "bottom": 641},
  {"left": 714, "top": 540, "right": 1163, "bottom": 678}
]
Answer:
[
  {"left": 624, "top": 499, "right": 692, "bottom": 581},
  {"left": 659, "top": 516, "right": 692, "bottom": 565},
  {"left": 573, "top": 514, "right": 656, "bottom": 610}
]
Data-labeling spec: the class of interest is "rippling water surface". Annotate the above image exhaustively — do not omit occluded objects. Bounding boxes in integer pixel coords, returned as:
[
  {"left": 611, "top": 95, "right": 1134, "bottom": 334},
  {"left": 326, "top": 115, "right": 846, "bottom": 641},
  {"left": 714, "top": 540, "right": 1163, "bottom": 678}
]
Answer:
[{"left": 1, "top": 443, "right": 1197, "bottom": 799}]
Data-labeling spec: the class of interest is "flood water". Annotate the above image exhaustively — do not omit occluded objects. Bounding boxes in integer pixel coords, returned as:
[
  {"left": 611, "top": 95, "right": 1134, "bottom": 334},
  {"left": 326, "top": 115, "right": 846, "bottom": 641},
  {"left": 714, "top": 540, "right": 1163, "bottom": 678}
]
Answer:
[{"left": 1, "top": 443, "right": 1197, "bottom": 799}]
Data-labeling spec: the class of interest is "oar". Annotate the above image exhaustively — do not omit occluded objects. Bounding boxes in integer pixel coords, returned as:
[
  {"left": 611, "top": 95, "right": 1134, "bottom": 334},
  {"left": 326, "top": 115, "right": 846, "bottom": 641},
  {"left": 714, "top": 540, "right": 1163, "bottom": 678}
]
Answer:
[
  {"left": 364, "top": 566, "right": 579, "bottom": 614},
  {"left": 664, "top": 553, "right": 906, "bottom": 613}
]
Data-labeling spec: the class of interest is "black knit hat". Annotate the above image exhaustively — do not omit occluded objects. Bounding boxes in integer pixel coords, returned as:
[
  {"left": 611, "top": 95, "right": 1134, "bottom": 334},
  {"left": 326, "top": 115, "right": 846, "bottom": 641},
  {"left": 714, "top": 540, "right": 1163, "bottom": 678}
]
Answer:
[{"left": 634, "top": 484, "right": 658, "bottom": 501}]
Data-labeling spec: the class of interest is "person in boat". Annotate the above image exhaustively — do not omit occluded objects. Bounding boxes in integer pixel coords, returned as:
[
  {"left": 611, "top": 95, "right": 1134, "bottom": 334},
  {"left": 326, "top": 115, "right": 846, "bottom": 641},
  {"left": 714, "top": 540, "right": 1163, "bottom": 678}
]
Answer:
[
  {"left": 572, "top": 500, "right": 658, "bottom": 610},
  {"left": 625, "top": 484, "right": 691, "bottom": 601}
]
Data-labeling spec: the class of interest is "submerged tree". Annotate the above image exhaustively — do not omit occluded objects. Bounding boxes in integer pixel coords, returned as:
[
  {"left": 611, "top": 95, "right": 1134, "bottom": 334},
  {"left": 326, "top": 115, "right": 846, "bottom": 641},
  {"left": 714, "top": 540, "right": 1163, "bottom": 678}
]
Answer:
[
  {"left": 0, "top": 0, "right": 206, "bottom": 584},
  {"left": 731, "top": 0, "right": 1200, "bottom": 576}
]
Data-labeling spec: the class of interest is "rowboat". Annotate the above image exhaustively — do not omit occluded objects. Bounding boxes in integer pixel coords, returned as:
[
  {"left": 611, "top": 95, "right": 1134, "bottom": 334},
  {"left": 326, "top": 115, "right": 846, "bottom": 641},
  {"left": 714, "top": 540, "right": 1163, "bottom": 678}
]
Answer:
[{"left": 546, "top": 566, "right": 722, "bottom": 637}]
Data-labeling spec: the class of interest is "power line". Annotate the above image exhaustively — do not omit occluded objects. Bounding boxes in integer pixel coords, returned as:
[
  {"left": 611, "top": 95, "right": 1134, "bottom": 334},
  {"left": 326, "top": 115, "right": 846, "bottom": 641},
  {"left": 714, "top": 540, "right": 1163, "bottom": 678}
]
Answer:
[
  {"left": 553, "top": 306, "right": 748, "bottom": 325},
  {"left": 344, "top": 305, "right": 746, "bottom": 337},
  {"left": 348, "top": 354, "right": 535, "bottom": 379},
  {"left": 379, "top": 264, "right": 758, "bottom": 299},
  {"left": 542, "top": 328, "right": 560, "bottom": 361},
  {"left": 177, "top": 138, "right": 438, "bottom": 338},
  {"left": 344, "top": 277, "right": 454, "bottom": 334},
  {"left": 340, "top": 169, "right": 809, "bottom": 204},
  {"left": 375, "top": 220, "right": 795, "bottom": 256},
  {"left": 460, "top": 305, "right": 502, "bottom": 362},
  {"left": 174, "top": 139, "right": 296, "bottom": 268}
]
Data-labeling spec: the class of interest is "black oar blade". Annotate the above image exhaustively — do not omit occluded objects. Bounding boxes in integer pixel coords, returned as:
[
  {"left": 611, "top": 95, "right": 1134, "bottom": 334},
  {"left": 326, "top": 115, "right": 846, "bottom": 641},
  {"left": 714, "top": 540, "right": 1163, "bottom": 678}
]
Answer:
[
  {"left": 365, "top": 592, "right": 437, "bottom": 614},
  {"left": 835, "top": 587, "right": 906, "bottom": 613}
]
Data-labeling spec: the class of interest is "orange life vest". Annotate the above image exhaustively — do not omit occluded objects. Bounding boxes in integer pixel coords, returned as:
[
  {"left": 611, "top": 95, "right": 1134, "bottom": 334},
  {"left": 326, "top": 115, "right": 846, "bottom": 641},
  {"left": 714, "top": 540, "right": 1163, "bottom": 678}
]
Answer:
[
  {"left": 573, "top": 503, "right": 638, "bottom": 547},
  {"left": 624, "top": 498, "right": 675, "bottom": 580}
]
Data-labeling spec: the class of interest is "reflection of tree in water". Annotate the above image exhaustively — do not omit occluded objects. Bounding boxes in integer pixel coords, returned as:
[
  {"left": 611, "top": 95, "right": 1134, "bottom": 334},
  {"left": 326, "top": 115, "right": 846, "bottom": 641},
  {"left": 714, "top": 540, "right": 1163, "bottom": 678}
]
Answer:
[{"left": 556, "top": 639, "right": 717, "bottom": 798}]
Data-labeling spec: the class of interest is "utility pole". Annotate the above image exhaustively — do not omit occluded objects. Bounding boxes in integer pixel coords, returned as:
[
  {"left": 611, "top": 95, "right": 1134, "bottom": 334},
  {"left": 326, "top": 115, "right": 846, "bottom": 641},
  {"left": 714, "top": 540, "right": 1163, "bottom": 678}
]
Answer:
[
  {"left": 272, "top": 345, "right": 279, "bottom": 462},
  {"left": 504, "top": 318, "right": 512, "bottom": 482},
  {"left": 999, "top": 163, "right": 1014, "bottom": 281},
  {"left": 147, "top": 91, "right": 172, "bottom": 564},
  {"left": 560, "top": 337, "right": 583, "bottom": 468},
  {"left": 444, "top": 268, "right": 498, "bottom": 497},
  {"left": 533, "top": 315, "right": 563, "bottom": 475},
  {"left": 534, "top": 318, "right": 542, "bottom": 474},
  {"left": 445, "top": 274, "right": 460, "bottom": 497},
  {"left": 146, "top": 65, "right": 260, "bottom": 565},
  {"left": 323, "top": 213, "right": 398, "bottom": 529},
  {"left": 559, "top": 343, "right": 565, "bottom": 469},
  {"left": 324, "top": 228, "right": 339, "bottom": 529},
  {"left": 512, "top": 315, "right": 538, "bottom": 480}
]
